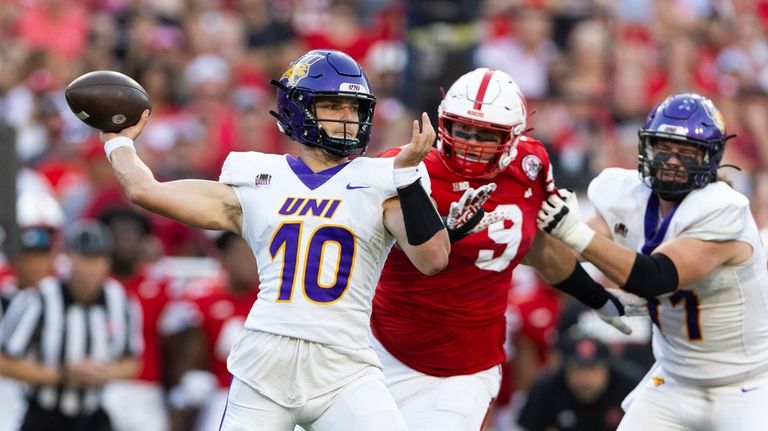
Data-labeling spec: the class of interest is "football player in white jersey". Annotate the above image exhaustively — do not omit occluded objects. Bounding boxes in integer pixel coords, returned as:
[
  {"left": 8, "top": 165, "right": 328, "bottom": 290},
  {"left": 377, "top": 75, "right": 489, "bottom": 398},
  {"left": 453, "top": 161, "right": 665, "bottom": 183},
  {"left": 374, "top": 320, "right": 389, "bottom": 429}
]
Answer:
[
  {"left": 537, "top": 93, "right": 768, "bottom": 430},
  {"left": 99, "top": 49, "right": 450, "bottom": 431}
]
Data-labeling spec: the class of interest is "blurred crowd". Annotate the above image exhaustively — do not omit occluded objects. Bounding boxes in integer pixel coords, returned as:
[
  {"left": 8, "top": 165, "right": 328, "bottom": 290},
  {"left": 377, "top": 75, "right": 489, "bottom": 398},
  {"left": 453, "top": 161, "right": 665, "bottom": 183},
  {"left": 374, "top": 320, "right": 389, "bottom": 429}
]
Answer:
[{"left": 3, "top": 0, "right": 768, "bottom": 430}]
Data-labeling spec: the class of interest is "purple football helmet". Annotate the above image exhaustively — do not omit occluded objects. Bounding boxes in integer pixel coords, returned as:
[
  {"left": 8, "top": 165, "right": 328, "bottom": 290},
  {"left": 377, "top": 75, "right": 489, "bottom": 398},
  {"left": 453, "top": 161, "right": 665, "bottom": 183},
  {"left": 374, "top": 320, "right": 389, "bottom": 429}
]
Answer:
[
  {"left": 269, "top": 49, "right": 376, "bottom": 157},
  {"left": 638, "top": 93, "right": 733, "bottom": 201}
]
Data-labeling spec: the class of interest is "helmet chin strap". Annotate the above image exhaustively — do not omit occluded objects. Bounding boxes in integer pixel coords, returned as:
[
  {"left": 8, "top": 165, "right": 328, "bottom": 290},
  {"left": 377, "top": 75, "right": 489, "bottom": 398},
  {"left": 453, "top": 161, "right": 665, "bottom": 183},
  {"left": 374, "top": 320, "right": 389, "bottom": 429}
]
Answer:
[
  {"left": 498, "top": 149, "right": 516, "bottom": 170},
  {"left": 650, "top": 173, "right": 694, "bottom": 202},
  {"left": 318, "top": 128, "right": 362, "bottom": 158},
  {"left": 498, "top": 133, "right": 523, "bottom": 169},
  {"left": 655, "top": 189, "right": 689, "bottom": 203}
]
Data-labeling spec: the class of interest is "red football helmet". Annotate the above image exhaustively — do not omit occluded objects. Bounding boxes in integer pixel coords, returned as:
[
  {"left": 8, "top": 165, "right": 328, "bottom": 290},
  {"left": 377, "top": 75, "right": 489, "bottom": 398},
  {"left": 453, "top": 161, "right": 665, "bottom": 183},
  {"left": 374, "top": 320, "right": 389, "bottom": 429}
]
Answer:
[{"left": 437, "top": 68, "right": 528, "bottom": 178}]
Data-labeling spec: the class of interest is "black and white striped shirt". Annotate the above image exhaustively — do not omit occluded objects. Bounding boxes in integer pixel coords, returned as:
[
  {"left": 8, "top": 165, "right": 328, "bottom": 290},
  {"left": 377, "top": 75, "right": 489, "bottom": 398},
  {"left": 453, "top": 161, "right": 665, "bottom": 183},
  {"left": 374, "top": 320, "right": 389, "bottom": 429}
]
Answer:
[{"left": 1, "top": 276, "right": 142, "bottom": 417}]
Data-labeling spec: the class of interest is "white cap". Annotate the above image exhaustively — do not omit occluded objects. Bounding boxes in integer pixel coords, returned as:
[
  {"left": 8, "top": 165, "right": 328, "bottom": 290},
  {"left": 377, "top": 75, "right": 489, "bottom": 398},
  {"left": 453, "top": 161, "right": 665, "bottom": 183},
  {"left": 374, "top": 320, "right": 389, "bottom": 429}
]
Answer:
[
  {"left": 184, "top": 54, "right": 231, "bottom": 87},
  {"left": 17, "top": 192, "right": 64, "bottom": 229}
]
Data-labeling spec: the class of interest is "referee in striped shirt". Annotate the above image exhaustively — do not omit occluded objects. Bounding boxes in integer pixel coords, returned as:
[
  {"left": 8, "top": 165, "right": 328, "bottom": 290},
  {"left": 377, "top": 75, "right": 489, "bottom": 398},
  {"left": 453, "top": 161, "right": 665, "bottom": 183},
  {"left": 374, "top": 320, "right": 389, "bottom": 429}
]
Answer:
[{"left": 1, "top": 220, "right": 143, "bottom": 431}]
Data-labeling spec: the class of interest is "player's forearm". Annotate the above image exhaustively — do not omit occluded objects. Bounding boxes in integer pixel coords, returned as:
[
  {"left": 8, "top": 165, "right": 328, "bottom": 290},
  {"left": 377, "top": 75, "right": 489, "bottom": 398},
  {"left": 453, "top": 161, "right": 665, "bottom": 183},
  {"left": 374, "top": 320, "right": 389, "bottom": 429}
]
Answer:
[
  {"left": 104, "top": 357, "right": 141, "bottom": 381},
  {"left": 524, "top": 232, "right": 578, "bottom": 284},
  {"left": 579, "top": 234, "right": 636, "bottom": 286},
  {"left": 569, "top": 230, "right": 680, "bottom": 298},
  {"left": 0, "top": 355, "right": 62, "bottom": 385},
  {"left": 402, "top": 230, "right": 450, "bottom": 275},
  {"left": 109, "top": 146, "right": 160, "bottom": 207},
  {"left": 384, "top": 198, "right": 450, "bottom": 275}
]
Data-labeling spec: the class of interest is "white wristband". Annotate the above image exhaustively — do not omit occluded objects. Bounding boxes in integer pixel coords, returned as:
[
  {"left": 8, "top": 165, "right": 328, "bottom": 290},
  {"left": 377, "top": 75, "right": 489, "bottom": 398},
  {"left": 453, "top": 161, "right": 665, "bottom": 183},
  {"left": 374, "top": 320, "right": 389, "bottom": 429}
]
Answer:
[
  {"left": 104, "top": 136, "right": 135, "bottom": 160},
  {"left": 393, "top": 166, "right": 421, "bottom": 188},
  {"left": 566, "top": 222, "right": 596, "bottom": 255}
]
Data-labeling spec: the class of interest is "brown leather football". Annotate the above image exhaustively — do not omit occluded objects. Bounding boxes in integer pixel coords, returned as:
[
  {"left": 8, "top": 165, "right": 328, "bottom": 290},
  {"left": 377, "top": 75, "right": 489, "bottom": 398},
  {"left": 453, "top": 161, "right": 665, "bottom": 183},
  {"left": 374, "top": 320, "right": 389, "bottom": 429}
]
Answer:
[{"left": 65, "top": 70, "right": 151, "bottom": 132}]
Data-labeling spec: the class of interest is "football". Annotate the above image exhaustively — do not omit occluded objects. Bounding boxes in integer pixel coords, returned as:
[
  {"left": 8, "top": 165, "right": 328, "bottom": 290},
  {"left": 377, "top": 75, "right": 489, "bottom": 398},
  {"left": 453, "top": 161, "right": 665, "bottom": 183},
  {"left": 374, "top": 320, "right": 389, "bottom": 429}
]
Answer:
[{"left": 65, "top": 70, "right": 151, "bottom": 132}]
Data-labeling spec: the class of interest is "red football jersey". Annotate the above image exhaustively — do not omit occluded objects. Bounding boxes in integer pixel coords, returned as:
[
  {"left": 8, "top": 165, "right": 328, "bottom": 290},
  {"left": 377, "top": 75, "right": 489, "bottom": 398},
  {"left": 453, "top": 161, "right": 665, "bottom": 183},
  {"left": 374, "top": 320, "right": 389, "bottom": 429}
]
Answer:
[
  {"left": 115, "top": 269, "right": 173, "bottom": 383},
  {"left": 372, "top": 138, "right": 553, "bottom": 376},
  {"left": 188, "top": 283, "right": 259, "bottom": 388}
]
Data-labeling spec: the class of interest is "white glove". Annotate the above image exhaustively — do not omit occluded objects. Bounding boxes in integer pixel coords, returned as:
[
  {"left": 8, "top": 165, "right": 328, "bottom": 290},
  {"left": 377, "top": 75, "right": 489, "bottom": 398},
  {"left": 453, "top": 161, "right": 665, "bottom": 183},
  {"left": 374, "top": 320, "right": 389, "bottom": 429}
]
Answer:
[
  {"left": 594, "top": 292, "right": 633, "bottom": 335},
  {"left": 607, "top": 288, "right": 649, "bottom": 317},
  {"left": 446, "top": 183, "right": 510, "bottom": 240},
  {"left": 468, "top": 207, "right": 512, "bottom": 234},
  {"left": 446, "top": 183, "right": 496, "bottom": 230},
  {"left": 536, "top": 189, "right": 595, "bottom": 253}
]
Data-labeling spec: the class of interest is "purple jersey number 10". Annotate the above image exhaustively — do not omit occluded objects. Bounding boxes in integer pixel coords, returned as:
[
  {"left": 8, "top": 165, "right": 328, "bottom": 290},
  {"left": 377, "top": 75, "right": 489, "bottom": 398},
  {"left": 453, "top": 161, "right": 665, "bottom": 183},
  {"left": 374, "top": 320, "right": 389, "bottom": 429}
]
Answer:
[{"left": 270, "top": 222, "right": 356, "bottom": 304}]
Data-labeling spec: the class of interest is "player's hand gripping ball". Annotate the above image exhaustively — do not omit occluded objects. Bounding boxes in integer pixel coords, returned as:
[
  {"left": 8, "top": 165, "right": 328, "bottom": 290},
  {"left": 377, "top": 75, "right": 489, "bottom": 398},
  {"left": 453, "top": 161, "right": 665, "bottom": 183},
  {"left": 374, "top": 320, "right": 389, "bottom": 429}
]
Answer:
[{"left": 65, "top": 70, "right": 151, "bottom": 132}]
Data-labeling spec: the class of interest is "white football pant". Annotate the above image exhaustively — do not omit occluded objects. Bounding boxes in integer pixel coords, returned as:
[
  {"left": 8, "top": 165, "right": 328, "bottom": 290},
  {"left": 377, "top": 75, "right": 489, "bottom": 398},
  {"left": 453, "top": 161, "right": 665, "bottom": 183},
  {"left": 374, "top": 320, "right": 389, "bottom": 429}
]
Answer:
[
  {"left": 372, "top": 335, "right": 501, "bottom": 431},
  {"left": 619, "top": 364, "right": 768, "bottom": 430},
  {"left": 219, "top": 373, "right": 406, "bottom": 431}
]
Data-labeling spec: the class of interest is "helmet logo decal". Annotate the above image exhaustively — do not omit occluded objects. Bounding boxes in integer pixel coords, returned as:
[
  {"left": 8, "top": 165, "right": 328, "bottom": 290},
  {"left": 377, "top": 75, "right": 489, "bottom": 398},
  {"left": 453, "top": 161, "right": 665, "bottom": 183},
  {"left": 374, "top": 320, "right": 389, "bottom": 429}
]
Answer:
[
  {"left": 339, "top": 82, "right": 369, "bottom": 93},
  {"left": 521, "top": 154, "right": 542, "bottom": 180},
  {"left": 282, "top": 53, "right": 324, "bottom": 86},
  {"left": 658, "top": 124, "right": 687, "bottom": 134},
  {"left": 452, "top": 181, "right": 470, "bottom": 192},
  {"left": 466, "top": 109, "right": 484, "bottom": 118},
  {"left": 472, "top": 69, "right": 496, "bottom": 111},
  {"left": 701, "top": 99, "right": 726, "bottom": 133}
]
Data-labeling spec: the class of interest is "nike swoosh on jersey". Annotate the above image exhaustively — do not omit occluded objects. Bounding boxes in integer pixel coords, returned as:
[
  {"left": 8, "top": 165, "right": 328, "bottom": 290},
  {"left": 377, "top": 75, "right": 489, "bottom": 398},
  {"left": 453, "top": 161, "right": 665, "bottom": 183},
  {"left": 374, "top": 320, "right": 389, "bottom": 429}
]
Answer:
[
  {"left": 346, "top": 184, "right": 370, "bottom": 190},
  {"left": 741, "top": 386, "right": 759, "bottom": 393}
]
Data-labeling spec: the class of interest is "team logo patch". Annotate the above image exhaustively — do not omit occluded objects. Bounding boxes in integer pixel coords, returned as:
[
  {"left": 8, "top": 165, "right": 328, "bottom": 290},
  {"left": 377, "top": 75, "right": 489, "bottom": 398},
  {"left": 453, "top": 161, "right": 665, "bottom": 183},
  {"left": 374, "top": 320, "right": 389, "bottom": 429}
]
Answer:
[
  {"left": 281, "top": 53, "right": 323, "bottom": 86},
  {"left": 659, "top": 124, "right": 686, "bottom": 134},
  {"left": 255, "top": 173, "right": 272, "bottom": 186},
  {"left": 453, "top": 181, "right": 470, "bottom": 192},
  {"left": 521, "top": 154, "right": 542, "bottom": 181},
  {"left": 702, "top": 99, "right": 727, "bottom": 133},
  {"left": 339, "top": 82, "right": 369, "bottom": 93},
  {"left": 613, "top": 223, "right": 628, "bottom": 238},
  {"left": 466, "top": 109, "right": 484, "bottom": 118}
]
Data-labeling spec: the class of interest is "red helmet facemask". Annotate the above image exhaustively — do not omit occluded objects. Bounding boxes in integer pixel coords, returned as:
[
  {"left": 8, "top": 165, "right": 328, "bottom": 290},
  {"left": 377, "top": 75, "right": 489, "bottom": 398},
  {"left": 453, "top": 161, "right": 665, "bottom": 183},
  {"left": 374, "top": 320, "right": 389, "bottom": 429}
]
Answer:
[{"left": 438, "top": 114, "right": 518, "bottom": 178}]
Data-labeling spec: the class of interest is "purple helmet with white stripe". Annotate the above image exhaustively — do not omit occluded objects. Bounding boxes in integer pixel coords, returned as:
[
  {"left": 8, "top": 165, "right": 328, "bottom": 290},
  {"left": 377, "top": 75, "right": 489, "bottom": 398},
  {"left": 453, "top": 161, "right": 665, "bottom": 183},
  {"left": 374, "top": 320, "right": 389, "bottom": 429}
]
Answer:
[
  {"left": 269, "top": 50, "right": 376, "bottom": 157},
  {"left": 638, "top": 93, "right": 732, "bottom": 200}
]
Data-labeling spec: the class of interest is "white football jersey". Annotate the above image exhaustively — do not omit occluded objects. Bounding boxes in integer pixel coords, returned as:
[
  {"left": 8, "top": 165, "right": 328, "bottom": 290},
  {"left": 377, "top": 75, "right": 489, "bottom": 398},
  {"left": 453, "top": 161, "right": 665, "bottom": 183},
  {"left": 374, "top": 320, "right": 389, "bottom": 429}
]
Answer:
[
  {"left": 589, "top": 168, "right": 768, "bottom": 385},
  {"left": 219, "top": 152, "right": 430, "bottom": 350}
]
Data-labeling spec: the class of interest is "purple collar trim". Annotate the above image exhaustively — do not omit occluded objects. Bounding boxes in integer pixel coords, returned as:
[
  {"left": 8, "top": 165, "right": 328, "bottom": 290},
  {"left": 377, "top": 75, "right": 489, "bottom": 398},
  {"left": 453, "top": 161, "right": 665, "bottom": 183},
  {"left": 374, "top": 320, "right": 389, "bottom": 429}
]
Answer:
[
  {"left": 286, "top": 155, "right": 350, "bottom": 190},
  {"left": 642, "top": 193, "right": 679, "bottom": 255}
]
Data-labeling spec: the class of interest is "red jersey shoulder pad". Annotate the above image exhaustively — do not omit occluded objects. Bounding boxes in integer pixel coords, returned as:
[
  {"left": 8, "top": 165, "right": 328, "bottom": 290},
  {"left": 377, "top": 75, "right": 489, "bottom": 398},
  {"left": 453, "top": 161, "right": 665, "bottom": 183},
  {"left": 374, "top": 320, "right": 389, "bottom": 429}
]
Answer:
[
  {"left": 516, "top": 135, "right": 548, "bottom": 155},
  {"left": 376, "top": 146, "right": 405, "bottom": 158}
]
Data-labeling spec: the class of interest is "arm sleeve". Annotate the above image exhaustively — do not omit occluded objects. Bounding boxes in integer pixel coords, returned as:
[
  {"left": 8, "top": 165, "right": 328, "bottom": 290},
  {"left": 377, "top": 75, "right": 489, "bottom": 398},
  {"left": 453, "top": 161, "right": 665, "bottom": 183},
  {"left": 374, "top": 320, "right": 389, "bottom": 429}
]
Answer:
[
  {"left": 412, "top": 160, "right": 432, "bottom": 194},
  {"left": 622, "top": 253, "right": 679, "bottom": 298}
]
